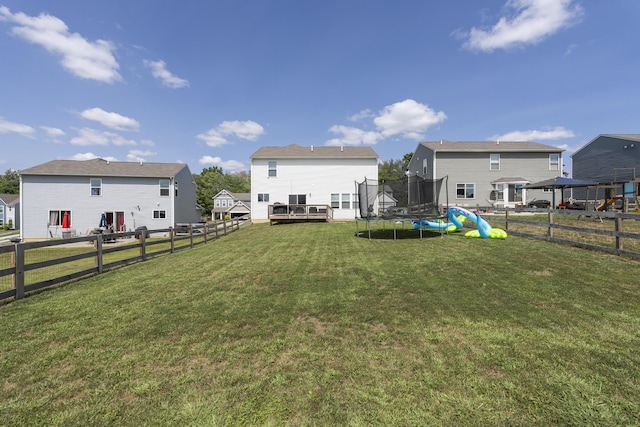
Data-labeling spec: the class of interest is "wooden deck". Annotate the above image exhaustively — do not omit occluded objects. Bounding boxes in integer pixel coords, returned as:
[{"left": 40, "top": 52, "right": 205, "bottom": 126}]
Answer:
[{"left": 268, "top": 204, "right": 334, "bottom": 225}]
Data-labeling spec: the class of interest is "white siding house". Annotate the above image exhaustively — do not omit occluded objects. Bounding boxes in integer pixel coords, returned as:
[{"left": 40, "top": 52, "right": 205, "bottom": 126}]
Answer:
[
  {"left": 19, "top": 158, "right": 202, "bottom": 240},
  {"left": 0, "top": 193, "right": 19, "bottom": 229},
  {"left": 250, "top": 144, "right": 378, "bottom": 221},
  {"left": 407, "top": 140, "right": 565, "bottom": 209}
]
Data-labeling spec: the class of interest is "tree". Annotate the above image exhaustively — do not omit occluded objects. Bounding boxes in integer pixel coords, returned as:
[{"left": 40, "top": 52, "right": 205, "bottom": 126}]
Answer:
[
  {"left": 193, "top": 167, "right": 251, "bottom": 216},
  {"left": 378, "top": 153, "right": 413, "bottom": 182},
  {"left": 0, "top": 169, "right": 19, "bottom": 194}
]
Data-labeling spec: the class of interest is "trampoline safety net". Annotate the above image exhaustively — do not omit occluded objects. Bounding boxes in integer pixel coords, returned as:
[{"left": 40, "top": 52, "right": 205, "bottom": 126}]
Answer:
[{"left": 356, "top": 176, "right": 446, "bottom": 220}]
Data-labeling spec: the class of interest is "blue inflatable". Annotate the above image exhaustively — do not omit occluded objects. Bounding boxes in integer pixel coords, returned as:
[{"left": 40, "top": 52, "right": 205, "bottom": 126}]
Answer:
[{"left": 445, "top": 206, "right": 507, "bottom": 239}]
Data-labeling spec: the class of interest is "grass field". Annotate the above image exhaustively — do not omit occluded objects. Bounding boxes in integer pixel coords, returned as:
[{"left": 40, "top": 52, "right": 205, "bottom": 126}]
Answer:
[{"left": 1, "top": 221, "right": 639, "bottom": 426}]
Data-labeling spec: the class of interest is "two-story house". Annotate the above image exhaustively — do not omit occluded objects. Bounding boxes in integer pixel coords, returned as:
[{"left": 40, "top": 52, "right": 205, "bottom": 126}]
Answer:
[
  {"left": 19, "top": 158, "right": 202, "bottom": 240},
  {"left": 407, "top": 140, "right": 564, "bottom": 209},
  {"left": 212, "top": 190, "right": 251, "bottom": 220},
  {"left": 0, "top": 193, "right": 19, "bottom": 229},
  {"left": 250, "top": 144, "right": 378, "bottom": 221}
]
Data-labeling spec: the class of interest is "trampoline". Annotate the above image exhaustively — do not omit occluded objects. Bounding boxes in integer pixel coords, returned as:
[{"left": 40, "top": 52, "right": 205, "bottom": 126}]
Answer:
[{"left": 355, "top": 175, "right": 448, "bottom": 239}]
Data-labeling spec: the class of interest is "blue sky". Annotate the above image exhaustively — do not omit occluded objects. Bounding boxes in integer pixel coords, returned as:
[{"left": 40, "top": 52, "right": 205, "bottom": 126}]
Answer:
[{"left": 1, "top": 1, "right": 639, "bottom": 175}]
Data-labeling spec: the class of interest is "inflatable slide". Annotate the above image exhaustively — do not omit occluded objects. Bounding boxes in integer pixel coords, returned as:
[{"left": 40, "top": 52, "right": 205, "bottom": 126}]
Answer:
[{"left": 413, "top": 206, "right": 507, "bottom": 239}]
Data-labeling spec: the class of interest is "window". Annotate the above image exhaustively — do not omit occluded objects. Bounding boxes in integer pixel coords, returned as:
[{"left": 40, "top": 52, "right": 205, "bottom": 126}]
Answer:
[
  {"left": 153, "top": 210, "right": 166, "bottom": 219},
  {"left": 288, "top": 194, "right": 306, "bottom": 205},
  {"left": 543, "top": 188, "right": 552, "bottom": 193},
  {"left": 258, "top": 193, "right": 269, "bottom": 202},
  {"left": 423, "top": 158, "right": 428, "bottom": 175},
  {"left": 352, "top": 193, "right": 359, "bottom": 209},
  {"left": 268, "top": 161, "right": 277, "bottom": 177},
  {"left": 342, "top": 193, "right": 350, "bottom": 209},
  {"left": 456, "top": 183, "right": 475, "bottom": 199},
  {"left": 160, "top": 179, "right": 170, "bottom": 196},
  {"left": 90, "top": 178, "right": 102, "bottom": 196},
  {"left": 48, "top": 210, "right": 71, "bottom": 226},
  {"left": 174, "top": 181, "right": 178, "bottom": 197},
  {"left": 214, "top": 199, "right": 220, "bottom": 207},
  {"left": 331, "top": 193, "right": 340, "bottom": 208},
  {"left": 549, "top": 153, "right": 560, "bottom": 171},
  {"left": 221, "top": 200, "right": 227, "bottom": 207},
  {"left": 492, "top": 183, "right": 504, "bottom": 201},
  {"left": 490, "top": 154, "right": 500, "bottom": 171}
]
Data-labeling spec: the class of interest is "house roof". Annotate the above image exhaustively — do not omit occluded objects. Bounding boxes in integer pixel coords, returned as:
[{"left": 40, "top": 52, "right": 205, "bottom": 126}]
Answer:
[
  {"left": 570, "top": 134, "right": 640, "bottom": 158},
  {"left": 419, "top": 140, "right": 563, "bottom": 153},
  {"left": 20, "top": 158, "right": 189, "bottom": 178},
  {"left": 251, "top": 144, "right": 378, "bottom": 159},
  {"left": 0, "top": 193, "right": 19, "bottom": 205}
]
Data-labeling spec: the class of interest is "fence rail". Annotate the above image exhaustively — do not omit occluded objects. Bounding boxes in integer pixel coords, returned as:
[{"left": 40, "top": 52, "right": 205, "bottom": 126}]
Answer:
[
  {"left": 0, "top": 220, "right": 242, "bottom": 302},
  {"left": 501, "top": 208, "right": 640, "bottom": 259}
]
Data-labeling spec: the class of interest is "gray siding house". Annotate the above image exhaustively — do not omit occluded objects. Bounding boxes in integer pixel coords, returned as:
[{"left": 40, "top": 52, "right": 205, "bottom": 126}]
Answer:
[
  {"left": 0, "top": 193, "right": 19, "bottom": 229},
  {"left": 407, "top": 140, "right": 564, "bottom": 209},
  {"left": 571, "top": 134, "right": 640, "bottom": 206},
  {"left": 19, "top": 158, "right": 202, "bottom": 240},
  {"left": 212, "top": 190, "right": 250, "bottom": 220},
  {"left": 571, "top": 134, "right": 640, "bottom": 183}
]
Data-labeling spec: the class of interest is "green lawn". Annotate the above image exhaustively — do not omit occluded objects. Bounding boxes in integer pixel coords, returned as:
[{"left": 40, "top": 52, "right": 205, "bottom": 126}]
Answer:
[{"left": 1, "top": 222, "right": 639, "bottom": 426}]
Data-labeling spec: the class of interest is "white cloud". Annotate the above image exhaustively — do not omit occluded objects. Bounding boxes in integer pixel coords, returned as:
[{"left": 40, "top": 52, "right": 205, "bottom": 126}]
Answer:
[
  {"left": 70, "top": 152, "right": 118, "bottom": 162},
  {"left": 348, "top": 109, "right": 374, "bottom": 122},
  {"left": 126, "top": 149, "right": 156, "bottom": 162},
  {"left": 489, "top": 126, "right": 576, "bottom": 141},
  {"left": 198, "top": 156, "right": 246, "bottom": 173},
  {"left": 143, "top": 59, "right": 190, "bottom": 89},
  {"left": 0, "top": 116, "right": 35, "bottom": 137},
  {"left": 326, "top": 125, "right": 382, "bottom": 146},
  {"left": 374, "top": 99, "right": 446, "bottom": 140},
  {"left": 196, "top": 120, "right": 265, "bottom": 147},
  {"left": 326, "top": 99, "right": 446, "bottom": 146},
  {"left": 0, "top": 6, "right": 121, "bottom": 83},
  {"left": 80, "top": 107, "right": 140, "bottom": 131},
  {"left": 70, "top": 127, "right": 138, "bottom": 146},
  {"left": 40, "top": 126, "right": 65, "bottom": 137},
  {"left": 461, "top": 0, "right": 584, "bottom": 52}
]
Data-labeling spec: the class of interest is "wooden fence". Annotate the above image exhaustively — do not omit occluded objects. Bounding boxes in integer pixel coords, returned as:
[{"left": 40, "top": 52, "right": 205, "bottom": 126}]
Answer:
[
  {"left": 500, "top": 208, "right": 640, "bottom": 259},
  {"left": 0, "top": 220, "right": 242, "bottom": 302}
]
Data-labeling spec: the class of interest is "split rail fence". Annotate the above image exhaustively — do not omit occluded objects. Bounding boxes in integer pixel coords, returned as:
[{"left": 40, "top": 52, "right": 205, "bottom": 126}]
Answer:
[
  {"left": 0, "top": 220, "right": 242, "bottom": 302},
  {"left": 500, "top": 208, "right": 640, "bottom": 259}
]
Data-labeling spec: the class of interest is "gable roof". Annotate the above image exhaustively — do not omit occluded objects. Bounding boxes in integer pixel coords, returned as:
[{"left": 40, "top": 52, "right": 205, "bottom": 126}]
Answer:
[
  {"left": 0, "top": 193, "right": 19, "bottom": 205},
  {"left": 419, "top": 140, "right": 563, "bottom": 153},
  {"left": 20, "top": 158, "right": 189, "bottom": 178},
  {"left": 571, "top": 134, "right": 640, "bottom": 158},
  {"left": 251, "top": 144, "right": 378, "bottom": 159}
]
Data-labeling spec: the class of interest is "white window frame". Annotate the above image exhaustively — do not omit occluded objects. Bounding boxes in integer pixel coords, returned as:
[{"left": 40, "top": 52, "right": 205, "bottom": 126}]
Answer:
[
  {"left": 422, "top": 158, "right": 428, "bottom": 175},
  {"left": 456, "top": 183, "right": 475, "bottom": 199},
  {"left": 341, "top": 193, "right": 350, "bottom": 209},
  {"left": 331, "top": 193, "right": 340, "bottom": 209},
  {"left": 492, "top": 183, "right": 504, "bottom": 201},
  {"left": 214, "top": 199, "right": 220, "bottom": 207},
  {"left": 268, "top": 161, "right": 277, "bottom": 177},
  {"left": 153, "top": 210, "right": 166, "bottom": 219},
  {"left": 258, "top": 193, "right": 269, "bottom": 202},
  {"left": 48, "top": 210, "right": 71, "bottom": 226},
  {"left": 549, "top": 153, "right": 560, "bottom": 171},
  {"left": 490, "top": 154, "right": 500, "bottom": 171},
  {"left": 352, "top": 193, "right": 359, "bottom": 209},
  {"left": 90, "top": 178, "right": 102, "bottom": 196},
  {"left": 159, "top": 179, "right": 170, "bottom": 197}
]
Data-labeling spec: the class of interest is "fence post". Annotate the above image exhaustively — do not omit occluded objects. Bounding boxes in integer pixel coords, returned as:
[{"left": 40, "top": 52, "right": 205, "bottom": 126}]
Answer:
[
  {"left": 140, "top": 232, "right": 147, "bottom": 261},
  {"left": 189, "top": 224, "right": 194, "bottom": 248},
  {"left": 170, "top": 227, "right": 175, "bottom": 253},
  {"left": 548, "top": 211, "right": 554, "bottom": 239},
  {"left": 214, "top": 221, "right": 219, "bottom": 239},
  {"left": 505, "top": 208, "right": 509, "bottom": 231},
  {"left": 12, "top": 243, "right": 24, "bottom": 299},
  {"left": 615, "top": 214, "right": 623, "bottom": 253},
  {"left": 223, "top": 220, "right": 227, "bottom": 236},
  {"left": 95, "top": 234, "right": 104, "bottom": 274},
  {"left": 203, "top": 223, "right": 208, "bottom": 244}
]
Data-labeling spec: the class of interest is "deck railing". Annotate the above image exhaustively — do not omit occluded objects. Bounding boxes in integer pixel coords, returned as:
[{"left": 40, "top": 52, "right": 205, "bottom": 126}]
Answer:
[{"left": 268, "top": 204, "right": 333, "bottom": 224}]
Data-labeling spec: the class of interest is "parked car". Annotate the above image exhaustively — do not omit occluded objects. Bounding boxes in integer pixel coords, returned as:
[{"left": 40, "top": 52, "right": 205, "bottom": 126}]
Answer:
[{"left": 527, "top": 199, "right": 551, "bottom": 208}]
